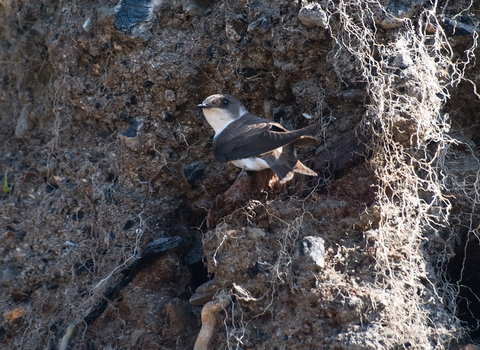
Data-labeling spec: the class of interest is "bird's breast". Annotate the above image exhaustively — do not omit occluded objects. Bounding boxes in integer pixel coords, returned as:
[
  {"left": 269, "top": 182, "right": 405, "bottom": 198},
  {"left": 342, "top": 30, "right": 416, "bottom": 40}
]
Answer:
[{"left": 231, "top": 157, "right": 270, "bottom": 171}]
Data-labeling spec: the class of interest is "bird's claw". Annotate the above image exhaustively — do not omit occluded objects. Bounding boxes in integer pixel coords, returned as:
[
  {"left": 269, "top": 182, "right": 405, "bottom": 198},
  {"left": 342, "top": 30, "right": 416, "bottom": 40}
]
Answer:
[{"left": 237, "top": 166, "right": 248, "bottom": 181}]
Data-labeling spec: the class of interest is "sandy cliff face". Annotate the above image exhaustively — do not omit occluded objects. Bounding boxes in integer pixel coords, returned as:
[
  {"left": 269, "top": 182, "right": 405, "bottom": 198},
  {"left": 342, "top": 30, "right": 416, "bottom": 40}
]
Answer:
[{"left": 1, "top": 1, "right": 479, "bottom": 349}]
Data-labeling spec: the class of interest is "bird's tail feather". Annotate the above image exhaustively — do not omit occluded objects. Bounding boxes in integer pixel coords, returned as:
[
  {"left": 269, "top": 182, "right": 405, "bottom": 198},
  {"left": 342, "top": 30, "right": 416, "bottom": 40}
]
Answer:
[
  {"left": 264, "top": 146, "right": 317, "bottom": 182},
  {"left": 293, "top": 160, "right": 317, "bottom": 177}
]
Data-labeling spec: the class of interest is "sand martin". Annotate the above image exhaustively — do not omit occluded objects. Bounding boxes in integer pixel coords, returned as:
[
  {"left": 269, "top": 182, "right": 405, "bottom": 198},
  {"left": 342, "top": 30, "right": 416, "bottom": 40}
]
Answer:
[{"left": 198, "top": 94, "right": 318, "bottom": 183}]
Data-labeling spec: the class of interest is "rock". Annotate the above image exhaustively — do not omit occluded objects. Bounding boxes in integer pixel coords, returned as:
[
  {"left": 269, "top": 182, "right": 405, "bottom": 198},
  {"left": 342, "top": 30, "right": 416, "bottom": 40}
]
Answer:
[
  {"left": 346, "top": 296, "right": 363, "bottom": 309},
  {"left": 119, "top": 117, "right": 144, "bottom": 152},
  {"left": 298, "top": 3, "right": 328, "bottom": 29},
  {"left": 295, "top": 236, "right": 325, "bottom": 269},
  {"left": 166, "top": 298, "right": 199, "bottom": 339},
  {"left": 189, "top": 279, "right": 220, "bottom": 305},
  {"left": 443, "top": 17, "right": 477, "bottom": 37},
  {"left": 291, "top": 78, "right": 324, "bottom": 108},
  {"left": 114, "top": 0, "right": 158, "bottom": 40},
  {"left": 206, "top": 45, "right": 223, "bottom": 61},
  {"left": 371, "top": 0, "right": 425, "bottom": 30},
  {"left": 120, "top": 117, "right": 143, "bottom": 138},
  {"left": 225, "top": 14, "right": 247, "bottom": 42},
  {"left": 5, "top": 307, "right": 24, "bottom": 322},
  {"left": 82, "top": 16, "right": 92, "bottom": 32},
  {"left": 164, "top": 89, "right": 176, "bottom": 102},
  {"left": 247, "top": 16, "right": 271, "bottom": 34},
  {"left": 442, "top": 16, "right": 479, "bottom": 46},
  {"left": 15, "top": 103, "right": 33, "bottom": 139},
  {"left": 183, "top": 162, "right": 206, "bottom": 189},
  {"left": 160, "top": 109, "right": 174, "bottom": 122}
]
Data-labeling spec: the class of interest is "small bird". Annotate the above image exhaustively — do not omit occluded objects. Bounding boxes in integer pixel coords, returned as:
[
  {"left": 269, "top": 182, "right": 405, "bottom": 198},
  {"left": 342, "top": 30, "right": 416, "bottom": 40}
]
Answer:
[{"left": 198, "top": 94, "right": 318, "bottom": 183}]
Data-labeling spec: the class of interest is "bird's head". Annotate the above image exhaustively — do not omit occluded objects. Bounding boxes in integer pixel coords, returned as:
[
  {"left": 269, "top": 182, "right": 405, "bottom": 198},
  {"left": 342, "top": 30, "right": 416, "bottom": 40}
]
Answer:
[{"left": 197, "top": 94, "right": 248, "bottom": 136}]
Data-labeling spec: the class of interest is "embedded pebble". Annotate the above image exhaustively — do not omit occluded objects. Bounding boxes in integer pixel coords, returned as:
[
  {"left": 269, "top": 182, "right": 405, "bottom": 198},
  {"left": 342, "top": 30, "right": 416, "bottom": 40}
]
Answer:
[{"left": 298, "top": 3, "right": 328, "bottom": 29}]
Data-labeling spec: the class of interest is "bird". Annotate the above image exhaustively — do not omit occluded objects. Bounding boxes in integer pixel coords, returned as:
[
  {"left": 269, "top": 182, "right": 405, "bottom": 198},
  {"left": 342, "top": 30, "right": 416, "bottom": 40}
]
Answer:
[{"left": 197, "top": 94, "right": 318, "bottom": 183}]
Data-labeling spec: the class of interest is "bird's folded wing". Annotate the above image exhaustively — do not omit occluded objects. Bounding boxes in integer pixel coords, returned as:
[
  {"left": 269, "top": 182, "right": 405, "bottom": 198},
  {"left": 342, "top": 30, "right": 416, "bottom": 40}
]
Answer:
[{"left": 213, "top": 114, "right": 318, "bottom": 162}]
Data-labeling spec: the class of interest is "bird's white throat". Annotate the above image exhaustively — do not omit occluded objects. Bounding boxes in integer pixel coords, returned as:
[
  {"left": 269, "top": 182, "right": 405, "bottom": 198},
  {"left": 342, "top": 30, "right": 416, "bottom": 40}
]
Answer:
[{"left": 202, "top": 107, "right": 247, "bottom": 137}]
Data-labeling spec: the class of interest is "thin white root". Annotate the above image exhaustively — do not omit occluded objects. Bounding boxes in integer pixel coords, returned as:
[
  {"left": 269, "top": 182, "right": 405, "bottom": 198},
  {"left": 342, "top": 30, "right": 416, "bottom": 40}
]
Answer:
[{"left": 194, "top": 291, "right": 231, "bottom": 350}]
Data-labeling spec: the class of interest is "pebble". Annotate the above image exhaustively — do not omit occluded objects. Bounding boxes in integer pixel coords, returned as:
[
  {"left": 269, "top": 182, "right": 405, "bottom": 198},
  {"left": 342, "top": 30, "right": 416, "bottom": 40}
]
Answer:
[
  {"left": 165, "top": 90, "right": 176, "bottom": 102},
  {"left": 247, "top": 16, "right": 271, "bottom": 34},
  {"left": 298, "top": 3, "right": 328, "bottom": 29}
]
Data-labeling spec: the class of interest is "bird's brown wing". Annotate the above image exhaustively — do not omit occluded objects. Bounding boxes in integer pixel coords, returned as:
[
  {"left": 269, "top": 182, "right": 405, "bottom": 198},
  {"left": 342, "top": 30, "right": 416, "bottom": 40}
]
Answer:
[{"left": 213, "top": 113, "right": 317, "bottom": 162}]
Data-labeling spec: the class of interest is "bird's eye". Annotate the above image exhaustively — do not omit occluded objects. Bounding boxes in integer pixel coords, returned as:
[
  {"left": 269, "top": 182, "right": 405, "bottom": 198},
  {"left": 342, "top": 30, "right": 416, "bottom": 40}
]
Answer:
[{"left": 222, "top": 99, "right": 229, "bottom": 105}]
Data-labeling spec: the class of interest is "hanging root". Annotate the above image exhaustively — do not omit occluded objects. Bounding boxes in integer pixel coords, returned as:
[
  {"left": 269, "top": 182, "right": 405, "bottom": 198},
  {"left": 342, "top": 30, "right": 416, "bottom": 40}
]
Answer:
[
  {"left": 194, "top": 290, "right": 231, "bottom": 350},
  {"left": 58, "top": 323, "right": 76, "bottom": 350}
]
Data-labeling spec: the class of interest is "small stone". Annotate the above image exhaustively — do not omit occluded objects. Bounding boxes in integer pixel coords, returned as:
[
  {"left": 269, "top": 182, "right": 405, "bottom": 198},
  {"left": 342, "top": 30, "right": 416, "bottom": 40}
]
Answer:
[
  {"left": 247, "top": 16, "right": 271, "bottom": 34},
  {"left": 443, "top": 17, "right": 477, "bottom": 37},
  {"left": 296, "top": 236, "right": 325, "bottom": 268},
  {"left": 165, "top": 90, "right": 176, "bottom": 102},
  {"left": 120, "top": 118, "right": 143, "bottom": 138},
  {"left": 183, "top": 162, "right": 205, "bottom": 188},
  {"left": 160, "top": 110, "right": 174, "bottom": 122},
  {"left": 119, "top": 118, "right": 144, "bottom": 152},
  {"left": 114, "top": 0, "right": 155, "bottom": 40},
  {"left": 371, "top": 0, "right": 424, "bottom": 29},
  {"left": 298, "top": 3, "right": 328, "bottom": 29},
  {"left": 346, "top": 296, "right": 363, "bottom": 309},
  {"left": 5, "top": 307, "right": 24, "bottom": 322},
  {"left": 82, "top": 17, "right": 92, "bottom": 32},
  {"left": 190, "top": 279, "right": 219, "bottom": 305},
  {"left": 15, "top": 103, "right": 33, "bottom": 139},
  {"left": 225, "top": 14, "right": 246, "bottom": 42}
]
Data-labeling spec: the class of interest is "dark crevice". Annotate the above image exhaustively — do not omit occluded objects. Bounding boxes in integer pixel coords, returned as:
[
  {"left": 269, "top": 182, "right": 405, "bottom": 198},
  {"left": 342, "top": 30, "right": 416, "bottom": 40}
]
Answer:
[{"left": 446, "top": 234, "right": 480, "bottom": 342}]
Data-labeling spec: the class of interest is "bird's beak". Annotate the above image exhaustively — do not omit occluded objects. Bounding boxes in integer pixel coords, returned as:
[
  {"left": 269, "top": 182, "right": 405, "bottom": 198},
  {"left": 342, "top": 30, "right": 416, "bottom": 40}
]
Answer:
[{"left": 197, "top": 103, "right": 210, "bottom": 108}]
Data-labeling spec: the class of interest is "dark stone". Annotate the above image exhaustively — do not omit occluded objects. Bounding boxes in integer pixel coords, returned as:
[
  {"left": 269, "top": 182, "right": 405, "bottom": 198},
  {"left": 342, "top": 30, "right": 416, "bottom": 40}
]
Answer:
[
  {"left": 272, "top": 107, "right": 287, "bottom": 123},
  {"left": 243, "top": 67, "right": 258, "bottom": 78},
  {"left": 123, "top": 220, "right": 135, "bottom": 230},
  {"left": 313, "top": 132, "right": 369, "bottom": 182},
  {"left": 183, "top": 162, "right": 205, "bottom": 189},
  {"left": 247, "top": 261, "right": 269, "bottom": 278},
  {"left": 240, "top": 33, "right": 253, "bottom": 47},
  {"left": 247, "top": 16, "right": 271, "bottom": 34},
  {"left": 161, "top": 110, "right": 174, "bottom": 122},
  {"left": 225, "top": 14, "right": 247, "bottom": 42},
  {"left": 443, "top": 17, "right": 476, "bottom": 37},
  {"left": 84, "top": 236, "right": 182, "bottom": 323},
  {"left": 142, "top": 80, "right": 154, "bottom": 88},
  {"left": 46, "top": 284, "right": 59, "bottom": 290},
  {"left": 76, "top": 258, "right": 94, "bottom": 275},
  {"left": 114, "top": 0, "right": 153, "bottom": 34},
  {"left": 46, "top": 183, "right": 58, "bottom": 193},
  {"left": 72, "top": 211, "right": 84, "bottom": 221},
  {"left": 206, "top": 45, "right": 222, "bottom": 61},
  {"left": 121, "top": 117, "right": 143, "bottom": 138},
  {"left": 263, "top": 40, "right": 272, "bottom": 49}
]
